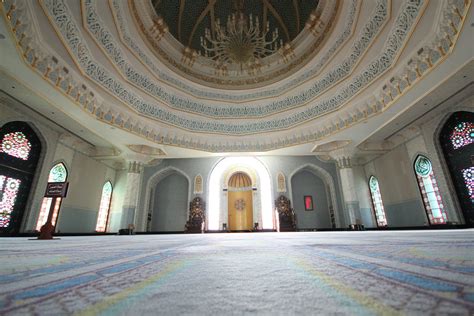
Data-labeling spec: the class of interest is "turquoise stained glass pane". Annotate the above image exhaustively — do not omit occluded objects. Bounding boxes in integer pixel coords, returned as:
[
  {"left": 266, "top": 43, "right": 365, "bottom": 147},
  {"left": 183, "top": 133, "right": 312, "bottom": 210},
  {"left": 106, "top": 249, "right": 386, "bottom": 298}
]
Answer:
[{"left": 48, "top": 163, "right": 67, "bottom": 182}]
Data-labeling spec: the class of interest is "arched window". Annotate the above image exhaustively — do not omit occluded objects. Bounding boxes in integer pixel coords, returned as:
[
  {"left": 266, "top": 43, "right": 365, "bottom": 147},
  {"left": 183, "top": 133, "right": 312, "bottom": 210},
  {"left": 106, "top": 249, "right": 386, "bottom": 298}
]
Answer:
[
  {"left": 414, "top": 155, "right": 447, "bottom": 225},
  {"left": 450, "top": 121, "right": 473, "bottom": 149},
  {"left": 0, "top": 122, "right": 41, "bottom": 234},
  {"left": 96, "top": 181, "right": 113, "bottom": 232},
  {"left": 0, "top": 176, "right": 21, "bottom": 229},
  {"left": 440, "top": 111, "right": 473, "bottom": 226},
  {"left": 0, "top": 132, "right": 31, "bottom": 160},
  {"left": 36, "top": 163, "right": 68, "bottom": 231},
  {"left": 368, "top": 176, "right": 387, "bottom": 227}
]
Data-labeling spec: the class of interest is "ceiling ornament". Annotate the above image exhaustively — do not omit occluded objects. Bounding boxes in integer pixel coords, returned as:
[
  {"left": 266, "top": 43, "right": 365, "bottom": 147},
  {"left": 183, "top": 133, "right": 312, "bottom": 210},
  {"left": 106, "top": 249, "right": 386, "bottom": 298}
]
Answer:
[
  {"left": 126, "top": 145, "right": 166, "bottom": 156},
  {"left": 110, "top": 0, "right": 358, "bottom": 102},
  {"left": 200, "top": 6, "right": 281, "bottom": 76},
  {"left": 2, "top": 0, "right": 468, "bottom": 152},
  {"left": 47, "top": 0, "right": 421, "bottom": 135},
  {"left": 132, "top": 0, "right": 339, "bottom": 89},
  {"left": 85, "top": 0, "right": 384, "bottom": 119}
]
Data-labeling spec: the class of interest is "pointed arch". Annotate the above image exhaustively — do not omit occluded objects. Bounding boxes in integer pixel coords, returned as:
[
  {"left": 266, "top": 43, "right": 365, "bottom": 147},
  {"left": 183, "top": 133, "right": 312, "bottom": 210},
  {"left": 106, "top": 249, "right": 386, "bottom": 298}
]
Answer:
[
  {"left": 208, "top": 157, "right": 273, "bottom": 231},
  {"left": 288, "top": 163, "right": 340, "bottom": 228},
  {"left": 0, "top": 121, "right": 42, "bottom": 234},
  {"left": 368, "top": 176, "right": 387, "bottom": 227},
  {"left": 414, "top": 155, "right": 447, "bottom": 225},
  {"left": 96, "top": 181, "right": 113, "bottom": 232},
  {"left": 439, "top": 111, "right": 473, "bottom": 226},
  {"left": 141, "top": 166, "right": 191, "bottom": 231},
  {"left": 35, "top": 162, "right": 69, "bottom": 231}
]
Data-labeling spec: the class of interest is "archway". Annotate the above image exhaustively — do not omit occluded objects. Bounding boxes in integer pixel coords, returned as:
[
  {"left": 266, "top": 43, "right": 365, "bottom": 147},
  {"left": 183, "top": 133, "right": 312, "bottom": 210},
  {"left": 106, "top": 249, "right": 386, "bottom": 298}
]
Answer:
[
  {"left": 0, "top": 121, "right": 42, "bottom": 234},
  {"left": 228, "top": 172, "right": 253, "bottom": 231},
  {"left": 208, "top": 157, "right": 273, "bottom": 231},
  {"left": 143, "top": 166, "right": 191, "bottom": 232},
  {"left": 439, "top": 111, "right": 473, "bottom": 226},
  {"left": 289, "top": 164, "right": 340, "bottom": 228},
  {"left": 290, "top": 169, "right": 331, "bottom": 229}
]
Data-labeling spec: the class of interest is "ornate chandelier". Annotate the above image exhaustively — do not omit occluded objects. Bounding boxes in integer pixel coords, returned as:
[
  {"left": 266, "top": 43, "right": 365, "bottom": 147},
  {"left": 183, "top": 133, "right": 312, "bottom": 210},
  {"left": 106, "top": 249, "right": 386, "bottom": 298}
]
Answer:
[{"left": 200, "top": 11, "right": 281, "bottom": 76}]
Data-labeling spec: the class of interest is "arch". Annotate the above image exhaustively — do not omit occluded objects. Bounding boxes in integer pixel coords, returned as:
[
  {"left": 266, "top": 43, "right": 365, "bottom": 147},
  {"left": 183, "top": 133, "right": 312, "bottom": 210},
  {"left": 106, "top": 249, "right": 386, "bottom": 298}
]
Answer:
[
  {"left": 288, "top": 163, "right": 339, "bottom": 228},
  {"left": 0, "top": 121, "right": 42, "bottom": 234},
  {"left": 368, "top": 176, "right": 387, "bottom": 227},
  {"left": 227, "top": 172, "right": 253, "bottom": 231},
  {"left": 228, "top": 172, "right": 253, "bottom": 189},
  {"left": 96, "top": 181, "right": 113, "bottom": 232},
  {"left": 208, "top": 157, "right": 273, "bottom": 230},
  {"left": 141, "top": 166, "right": 191, "bottom": 231},
  {"left": 35, "top": 162, "right": 69, "bottom": 231},
  {"left": 438, "top": 111, "right": 473, "bottom": 226},
  {"left": 414, "top": 155, "right": 447, "bottom": 225}
]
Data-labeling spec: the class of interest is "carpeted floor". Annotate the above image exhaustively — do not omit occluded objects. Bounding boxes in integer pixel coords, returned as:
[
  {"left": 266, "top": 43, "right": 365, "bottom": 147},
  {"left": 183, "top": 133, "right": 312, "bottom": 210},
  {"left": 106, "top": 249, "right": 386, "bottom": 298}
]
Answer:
[{"left": 0, "top": 230, "right": 473, "bottom": 315}]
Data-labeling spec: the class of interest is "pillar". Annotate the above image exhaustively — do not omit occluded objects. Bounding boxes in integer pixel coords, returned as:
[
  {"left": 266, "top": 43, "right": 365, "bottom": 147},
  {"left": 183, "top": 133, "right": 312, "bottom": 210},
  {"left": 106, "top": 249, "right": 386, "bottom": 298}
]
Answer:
[
  {"left": 330, "top": 149, "right": 361, "bottom": 227},
  {"left": 121, "top": 160, "right": 143, "bottom": 230}
]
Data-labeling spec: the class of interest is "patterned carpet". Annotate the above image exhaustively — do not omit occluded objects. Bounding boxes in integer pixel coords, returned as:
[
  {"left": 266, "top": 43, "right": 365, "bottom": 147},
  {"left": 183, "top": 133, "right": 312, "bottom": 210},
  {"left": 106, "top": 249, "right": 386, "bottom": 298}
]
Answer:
[{"left": 0, "top": 230, "right": 473, "bottom": 315}]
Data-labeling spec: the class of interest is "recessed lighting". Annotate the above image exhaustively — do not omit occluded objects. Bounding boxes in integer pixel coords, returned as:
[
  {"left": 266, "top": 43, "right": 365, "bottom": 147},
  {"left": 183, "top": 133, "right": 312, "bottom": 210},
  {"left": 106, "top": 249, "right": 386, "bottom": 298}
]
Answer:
[
  {"left": 11, "top": 86, "right": 15, "bottom": 89},
  {"left": 0, "top": 34, "right": 5, "bottom": 40},
  {"left": 424, "top": 103, "right": 427, "bottom": 105},
  {"left": 80, "top": 130, "right": 84, "bottom": 132},
  {"left": 51, "top": 112, "right": 55, "bottom": 114},
  {"left": 463, "top": 75, "right": 467, "bottom": 78}
]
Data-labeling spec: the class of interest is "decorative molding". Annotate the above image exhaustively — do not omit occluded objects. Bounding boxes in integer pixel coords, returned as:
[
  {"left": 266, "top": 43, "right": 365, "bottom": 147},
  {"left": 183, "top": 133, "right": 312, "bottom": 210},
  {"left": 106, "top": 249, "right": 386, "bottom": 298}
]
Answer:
[
  {"left": 1, "top": 0, "right": 469, "bottom": 152},
  {"left": 41, "top": 0, "right": 417, "bottom": 133},
  {"left": 109, "top": 0, "right": 359, "bottom": 102},
  {"left": 130, "top": 0, "right": 340, "bottom": 90},
  {"left": 94, "top": 0, "right": 375, "bottom": 118}
]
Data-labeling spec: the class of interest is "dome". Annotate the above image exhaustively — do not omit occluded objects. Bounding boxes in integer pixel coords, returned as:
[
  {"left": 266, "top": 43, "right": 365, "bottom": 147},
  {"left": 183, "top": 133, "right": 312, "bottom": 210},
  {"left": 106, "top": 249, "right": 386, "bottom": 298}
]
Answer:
[
  {"left": 228, "top": 172, "right": 252, "bottom": 188},
  {"left": 0, "top": 0, "right": 471, "bottom": 158},
  {"left": 134, "top": 0, "right": 337, "bottom": 89}
]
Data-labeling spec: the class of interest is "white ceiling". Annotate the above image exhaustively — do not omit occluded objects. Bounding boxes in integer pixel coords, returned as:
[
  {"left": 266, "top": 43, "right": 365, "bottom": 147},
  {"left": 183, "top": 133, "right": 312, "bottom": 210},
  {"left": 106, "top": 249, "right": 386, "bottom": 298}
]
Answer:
[{"left": 0, "top": 0, "right": 472, "bottom": 160}]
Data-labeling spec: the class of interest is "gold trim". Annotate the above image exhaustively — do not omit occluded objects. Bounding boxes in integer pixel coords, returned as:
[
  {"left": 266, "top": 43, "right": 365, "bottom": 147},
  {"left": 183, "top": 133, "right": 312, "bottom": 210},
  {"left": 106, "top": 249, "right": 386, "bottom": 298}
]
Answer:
[
  {"left": 107, "top": 0, "right": 354, "bottom": 103},
  {"left": 129, "top": 0, "right": 340, "bottom": 90},
  {"left": 2, "top": 0, "right": 468, "bottom": 152}
]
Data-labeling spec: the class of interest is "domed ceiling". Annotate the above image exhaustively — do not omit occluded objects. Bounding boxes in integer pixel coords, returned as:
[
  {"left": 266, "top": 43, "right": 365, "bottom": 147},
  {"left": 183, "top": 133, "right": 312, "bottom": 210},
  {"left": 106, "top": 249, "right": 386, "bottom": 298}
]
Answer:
[
  {"left": 151, "top": 0, "right": 318, "bottom": 53},
  {"left": 0, "top": 0, "right": 471, "bottom": 159},
  {"left": 133, "top": 0, "right": 337, "bottom": 89}
]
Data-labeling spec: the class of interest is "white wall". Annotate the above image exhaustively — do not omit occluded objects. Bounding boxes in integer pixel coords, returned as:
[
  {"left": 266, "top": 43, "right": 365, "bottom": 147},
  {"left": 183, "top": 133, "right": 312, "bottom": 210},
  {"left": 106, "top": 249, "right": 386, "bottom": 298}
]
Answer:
[{"left": 1, "top": 92, "right": 120, "bottom": 233}]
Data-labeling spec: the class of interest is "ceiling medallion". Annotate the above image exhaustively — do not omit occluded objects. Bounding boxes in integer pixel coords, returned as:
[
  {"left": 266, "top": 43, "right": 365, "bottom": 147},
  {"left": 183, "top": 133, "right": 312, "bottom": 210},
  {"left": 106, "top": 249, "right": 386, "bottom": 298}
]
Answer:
[{"left": 200, "top": 8, "right": 281, "bottom": 76}]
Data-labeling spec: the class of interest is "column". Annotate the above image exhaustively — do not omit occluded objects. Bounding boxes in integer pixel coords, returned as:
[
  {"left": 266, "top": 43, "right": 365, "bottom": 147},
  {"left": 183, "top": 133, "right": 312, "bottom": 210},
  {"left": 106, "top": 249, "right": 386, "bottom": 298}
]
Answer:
[
  {"left": 121, "top": 160, "right": 143, "bottom": 230},
  {"left": 330, "top": 149, "right": 361, "bottom": 227}
]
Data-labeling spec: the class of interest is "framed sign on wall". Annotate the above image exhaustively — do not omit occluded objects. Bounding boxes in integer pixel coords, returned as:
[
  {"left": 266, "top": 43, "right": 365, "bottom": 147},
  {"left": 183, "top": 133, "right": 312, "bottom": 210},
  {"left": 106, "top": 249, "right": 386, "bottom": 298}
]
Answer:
[{"left": 304, "top": 195, "right": 313, "bottom": 211}]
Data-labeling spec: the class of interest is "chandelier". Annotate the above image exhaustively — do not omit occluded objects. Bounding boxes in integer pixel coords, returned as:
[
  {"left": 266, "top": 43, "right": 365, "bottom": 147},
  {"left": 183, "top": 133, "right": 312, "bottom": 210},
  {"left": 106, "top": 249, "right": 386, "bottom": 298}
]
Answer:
[{"left": 200, "top": 11, "right": 281, "bottom": 75}]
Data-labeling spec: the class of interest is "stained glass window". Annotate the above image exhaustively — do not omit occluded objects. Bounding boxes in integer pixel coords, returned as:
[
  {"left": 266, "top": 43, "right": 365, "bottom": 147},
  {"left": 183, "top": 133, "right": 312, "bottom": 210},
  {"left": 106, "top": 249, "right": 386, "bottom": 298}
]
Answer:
[
  {"left": 96, "top": 181, "right": 113, "bottom": 232},
  {"left": 414, "top": 155, "right": 447, "bottom": 224},
  {"left": 0, "top": 175, "right": 22, "bottom": 228},
  {"left": 0, "top": 132, "right": 31, "bottom": 160},
  {"left": 450, "top": 122, "right": 473, "bottom": 149},
  {"left": 368, "top": 176, "right": 387, "bottom": 227},
  {"left": 36, "top": 163, "right": 68, "bottom": 231},
  {"left": 462, "top": 167, "right": 473, "bottom": 200}
]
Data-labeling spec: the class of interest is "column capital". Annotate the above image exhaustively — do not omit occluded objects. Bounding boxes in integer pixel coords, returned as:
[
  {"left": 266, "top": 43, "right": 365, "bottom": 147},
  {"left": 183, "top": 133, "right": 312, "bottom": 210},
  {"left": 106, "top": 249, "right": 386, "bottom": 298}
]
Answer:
[
  {"left": 126, "top": 160, "right": 143, "bottom": 174},
  {"left": 328, "top": 148, "right": 357, "bottom": 169}
]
